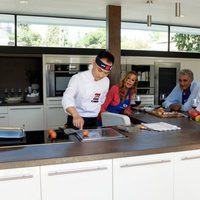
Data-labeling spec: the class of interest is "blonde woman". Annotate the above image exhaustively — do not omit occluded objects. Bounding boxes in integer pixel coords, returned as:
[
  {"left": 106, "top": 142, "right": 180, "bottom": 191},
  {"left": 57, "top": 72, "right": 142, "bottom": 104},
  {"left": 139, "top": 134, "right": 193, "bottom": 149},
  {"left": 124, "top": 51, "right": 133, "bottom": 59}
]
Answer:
[{"left": 98, "top": 71, "right": 138, "bottom": 121}]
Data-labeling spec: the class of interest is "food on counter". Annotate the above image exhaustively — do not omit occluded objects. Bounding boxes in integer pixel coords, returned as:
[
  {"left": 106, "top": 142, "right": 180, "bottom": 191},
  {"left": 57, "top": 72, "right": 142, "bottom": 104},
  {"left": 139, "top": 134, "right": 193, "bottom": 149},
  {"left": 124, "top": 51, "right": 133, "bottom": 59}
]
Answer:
[
  {"left": 152, "top": 107, "right": 165, "bottom": 116},
  {"left": 188, "top": 109, "right": 199, "bottom": 120},
  {"left": 82, "top": 130, "right": 89, "bottom": 137},
  {"left": 48, "top": 128, "right": 57, "bottom": 141},
  {"left": 188, "top": 109, "right": 200, "bottom": 122},
  {"left": 150, "top": 107, "right": 184, "bottom": 118},
  {"left": 195, "top": 115, "right": 200, "bottom": 122}
]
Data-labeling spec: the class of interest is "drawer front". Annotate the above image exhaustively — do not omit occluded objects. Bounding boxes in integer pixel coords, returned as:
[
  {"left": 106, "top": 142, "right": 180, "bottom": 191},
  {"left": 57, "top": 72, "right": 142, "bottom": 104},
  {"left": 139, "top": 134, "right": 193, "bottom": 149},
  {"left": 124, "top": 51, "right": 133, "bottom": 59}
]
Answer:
[
  {"left": 47, "top": 97, "right": 62, "bottom": 105},
  {"left": 0, "top": 107, "right": 8, "bottom": 114}
]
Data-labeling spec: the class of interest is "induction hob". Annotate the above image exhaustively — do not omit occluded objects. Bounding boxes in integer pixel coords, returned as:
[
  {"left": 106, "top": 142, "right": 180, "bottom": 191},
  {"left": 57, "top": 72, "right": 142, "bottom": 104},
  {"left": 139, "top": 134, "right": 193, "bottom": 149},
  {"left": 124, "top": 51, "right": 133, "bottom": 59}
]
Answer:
[{"left": 75, "top": 127, "right": 127, "bottom": 142}]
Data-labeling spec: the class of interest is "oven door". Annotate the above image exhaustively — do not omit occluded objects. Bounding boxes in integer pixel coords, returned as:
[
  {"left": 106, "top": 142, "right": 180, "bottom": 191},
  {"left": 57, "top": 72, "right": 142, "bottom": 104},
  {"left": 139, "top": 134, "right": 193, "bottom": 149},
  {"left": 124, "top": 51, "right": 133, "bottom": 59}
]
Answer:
[{"left": 55, "top": 72, "right": 74, "bottom": 96}]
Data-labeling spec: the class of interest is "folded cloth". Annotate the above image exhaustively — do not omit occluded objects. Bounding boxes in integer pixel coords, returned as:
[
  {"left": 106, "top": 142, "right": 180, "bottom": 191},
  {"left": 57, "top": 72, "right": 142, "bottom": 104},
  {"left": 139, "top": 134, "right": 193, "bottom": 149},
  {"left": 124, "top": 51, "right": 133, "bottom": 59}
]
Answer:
[{"left": 141, "top": 122, "right": 181, "bottom": 131}]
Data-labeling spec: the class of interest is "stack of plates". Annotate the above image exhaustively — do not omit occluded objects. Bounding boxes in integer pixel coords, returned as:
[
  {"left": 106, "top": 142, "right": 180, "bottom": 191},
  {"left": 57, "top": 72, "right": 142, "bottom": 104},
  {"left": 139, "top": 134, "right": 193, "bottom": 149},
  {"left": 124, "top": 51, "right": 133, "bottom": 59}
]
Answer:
[{"left": 5, "top": 96, "right": 23, "bottom": 104}]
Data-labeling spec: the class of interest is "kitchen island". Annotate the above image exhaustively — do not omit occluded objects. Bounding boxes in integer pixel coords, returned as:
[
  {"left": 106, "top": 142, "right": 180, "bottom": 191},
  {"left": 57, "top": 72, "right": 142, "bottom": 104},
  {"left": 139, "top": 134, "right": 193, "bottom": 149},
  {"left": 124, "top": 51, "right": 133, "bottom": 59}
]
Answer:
[
  {"left": 1, "top": 112, "right": 200, "bottom": 200},
  {"left": 0, "top": 112, "right": 200, "bottom": 168}
]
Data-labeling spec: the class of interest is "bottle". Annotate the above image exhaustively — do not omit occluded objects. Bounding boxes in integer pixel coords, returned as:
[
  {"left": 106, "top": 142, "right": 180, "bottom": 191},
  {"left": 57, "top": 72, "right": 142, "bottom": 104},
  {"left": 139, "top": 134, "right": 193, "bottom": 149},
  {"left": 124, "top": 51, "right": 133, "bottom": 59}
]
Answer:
[
  {"left": 10, "top": 88, "right": 15, "bottom": 97},
  {"left": 4, "top": 88, "right": 8, "bottom": 98},
  {"left": 138, "top": 72, "right": 141, "bottom": 81},
  {"left": 142, "top": 72, "right": 146, "bottom": 81},
  {"left": 24, "top": 88, "right": 28, "bottom": 97},
  {"left": 18, "top": 88, "right": 22, "bottom": 97},
  {"left": 28, "top": 86, "right": 32, "bottom": 95}
]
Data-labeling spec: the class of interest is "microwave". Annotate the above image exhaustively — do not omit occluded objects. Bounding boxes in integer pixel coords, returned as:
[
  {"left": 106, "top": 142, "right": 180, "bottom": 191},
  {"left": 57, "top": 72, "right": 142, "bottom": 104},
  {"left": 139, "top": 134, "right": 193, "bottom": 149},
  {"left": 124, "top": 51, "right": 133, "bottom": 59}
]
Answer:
[{"left": 46, "top": 63, "right": 88, "bottom": 97}]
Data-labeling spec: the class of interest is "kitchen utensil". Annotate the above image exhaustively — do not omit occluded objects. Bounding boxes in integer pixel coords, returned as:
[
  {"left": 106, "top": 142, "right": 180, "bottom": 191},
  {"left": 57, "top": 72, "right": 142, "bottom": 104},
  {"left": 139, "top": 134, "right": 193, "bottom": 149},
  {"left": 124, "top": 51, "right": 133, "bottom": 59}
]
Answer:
[
  {"left": 0, "top": 127, "right": 25, "bottom": 139},
  {"left": 0, "top": 127, "right": 26, "bottom": 146}
]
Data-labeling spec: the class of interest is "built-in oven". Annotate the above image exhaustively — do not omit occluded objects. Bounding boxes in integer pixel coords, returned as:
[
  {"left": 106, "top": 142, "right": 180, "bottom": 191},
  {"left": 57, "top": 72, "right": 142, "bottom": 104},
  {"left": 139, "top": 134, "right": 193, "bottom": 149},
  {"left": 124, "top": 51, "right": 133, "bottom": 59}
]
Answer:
[{"left": 46, "top": 63, "right": 88, "bottom": 97}]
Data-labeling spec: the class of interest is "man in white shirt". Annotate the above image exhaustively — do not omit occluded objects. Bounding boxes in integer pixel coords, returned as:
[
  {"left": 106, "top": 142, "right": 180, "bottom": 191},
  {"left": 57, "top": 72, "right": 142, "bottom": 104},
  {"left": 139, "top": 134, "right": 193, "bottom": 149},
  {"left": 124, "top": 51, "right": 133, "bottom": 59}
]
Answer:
[
  {"left": 62, "top": 51, "right": 114, "bottom": 129},
  {"left": 163, "top": 69, "right": 200, "bottom": 111}
]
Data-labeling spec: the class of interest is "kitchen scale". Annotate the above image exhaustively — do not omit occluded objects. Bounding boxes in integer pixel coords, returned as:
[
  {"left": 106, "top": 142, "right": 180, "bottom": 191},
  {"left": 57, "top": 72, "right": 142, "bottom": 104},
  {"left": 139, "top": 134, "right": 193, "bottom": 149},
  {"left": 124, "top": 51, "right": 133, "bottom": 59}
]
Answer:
[{"left": 75, "top": 127, "right": 126, "bottom": 142}]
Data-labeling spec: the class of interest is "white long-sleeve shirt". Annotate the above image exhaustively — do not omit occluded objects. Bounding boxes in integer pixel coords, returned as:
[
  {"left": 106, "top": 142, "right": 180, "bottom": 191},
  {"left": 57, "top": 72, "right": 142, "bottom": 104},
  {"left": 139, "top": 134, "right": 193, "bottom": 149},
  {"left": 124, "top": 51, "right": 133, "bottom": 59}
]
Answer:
[{"left": 62, "top": 70, "right": 109, "bottom": 117}]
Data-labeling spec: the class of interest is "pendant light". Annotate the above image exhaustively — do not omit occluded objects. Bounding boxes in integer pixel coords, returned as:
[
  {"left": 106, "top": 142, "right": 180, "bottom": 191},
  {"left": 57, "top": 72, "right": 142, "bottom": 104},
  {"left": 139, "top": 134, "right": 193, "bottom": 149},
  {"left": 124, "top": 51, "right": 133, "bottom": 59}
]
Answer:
[
  {"left": 146, "top": 0, "right": 153, "bottom": 27},
  {"left": 175, "top": 1, "right": 181, "bottom": 17}
]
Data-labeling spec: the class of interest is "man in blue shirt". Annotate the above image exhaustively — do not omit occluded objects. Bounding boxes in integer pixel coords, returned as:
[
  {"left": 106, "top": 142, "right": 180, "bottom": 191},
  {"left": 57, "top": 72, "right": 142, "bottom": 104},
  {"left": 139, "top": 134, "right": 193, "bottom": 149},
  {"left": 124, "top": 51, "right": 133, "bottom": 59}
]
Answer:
[{"left": 163, "top": 69, "right": 200, "bottom": 111}]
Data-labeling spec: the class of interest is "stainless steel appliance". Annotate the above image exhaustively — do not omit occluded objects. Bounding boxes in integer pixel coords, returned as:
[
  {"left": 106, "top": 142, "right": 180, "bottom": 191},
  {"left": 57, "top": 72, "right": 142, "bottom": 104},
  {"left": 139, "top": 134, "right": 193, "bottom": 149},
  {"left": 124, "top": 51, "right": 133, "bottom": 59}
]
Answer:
[
  {"left": 46, "top": 63, "right": 88, "bottom": 97},
  {"left": 75, "top": 128, "right": 126, "bottom": 142},
  {"left": 154, "top": 62, "right": 180, "bottom": 105}
]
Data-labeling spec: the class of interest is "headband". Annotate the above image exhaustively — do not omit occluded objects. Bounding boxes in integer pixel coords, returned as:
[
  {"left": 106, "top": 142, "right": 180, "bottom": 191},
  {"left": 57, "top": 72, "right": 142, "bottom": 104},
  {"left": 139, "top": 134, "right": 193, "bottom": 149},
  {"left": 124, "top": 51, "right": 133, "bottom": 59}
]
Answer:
[{"left": 95, "top": 56, "right": 112, "bottom": 71}]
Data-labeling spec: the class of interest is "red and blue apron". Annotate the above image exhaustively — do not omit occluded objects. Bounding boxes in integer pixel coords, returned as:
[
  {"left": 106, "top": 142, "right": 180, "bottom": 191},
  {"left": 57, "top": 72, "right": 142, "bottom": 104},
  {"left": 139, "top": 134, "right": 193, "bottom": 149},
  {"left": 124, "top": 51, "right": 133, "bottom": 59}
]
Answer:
[{"left": 106, "top": 90, "right": 131, "bottom": 114}]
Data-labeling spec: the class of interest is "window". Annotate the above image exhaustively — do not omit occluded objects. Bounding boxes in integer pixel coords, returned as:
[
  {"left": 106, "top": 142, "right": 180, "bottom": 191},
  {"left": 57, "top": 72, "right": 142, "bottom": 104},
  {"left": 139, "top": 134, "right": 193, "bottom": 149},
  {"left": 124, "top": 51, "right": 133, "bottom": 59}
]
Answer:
[
  {"left": 121, "top": 22, "right": 168, "bottom": 51},
  {"left": 170, "top": 26, "right": 200, "bottom": 52},
  {"left": 0, "top": 14, "right": 15, "bottom": 46},
  {"left": 17, "top": 15, "right": 106, "bottom": 48}
]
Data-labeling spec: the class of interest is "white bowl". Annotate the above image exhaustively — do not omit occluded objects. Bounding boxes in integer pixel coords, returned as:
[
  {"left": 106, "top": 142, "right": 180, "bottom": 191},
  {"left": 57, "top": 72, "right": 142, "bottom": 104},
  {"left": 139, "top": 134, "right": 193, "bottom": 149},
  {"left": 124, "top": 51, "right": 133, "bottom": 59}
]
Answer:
[{"left": 25, "top": 96, "right": 40, "bottom": 103}]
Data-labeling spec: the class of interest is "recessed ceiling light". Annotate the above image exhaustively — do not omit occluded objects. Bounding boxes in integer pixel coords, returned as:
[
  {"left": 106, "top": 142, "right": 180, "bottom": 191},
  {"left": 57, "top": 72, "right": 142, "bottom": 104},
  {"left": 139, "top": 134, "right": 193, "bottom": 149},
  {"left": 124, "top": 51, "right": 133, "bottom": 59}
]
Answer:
[{"left": 19, "top": 0, "right": 28, "bottom": 4}]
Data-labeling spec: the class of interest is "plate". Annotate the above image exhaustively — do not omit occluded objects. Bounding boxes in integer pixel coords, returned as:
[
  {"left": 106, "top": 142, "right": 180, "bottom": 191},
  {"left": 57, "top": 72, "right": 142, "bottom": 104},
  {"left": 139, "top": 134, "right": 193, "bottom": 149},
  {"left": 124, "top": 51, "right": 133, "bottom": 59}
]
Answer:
[{"left": 5, "top": 97, "right": 23, "bottom": 104}]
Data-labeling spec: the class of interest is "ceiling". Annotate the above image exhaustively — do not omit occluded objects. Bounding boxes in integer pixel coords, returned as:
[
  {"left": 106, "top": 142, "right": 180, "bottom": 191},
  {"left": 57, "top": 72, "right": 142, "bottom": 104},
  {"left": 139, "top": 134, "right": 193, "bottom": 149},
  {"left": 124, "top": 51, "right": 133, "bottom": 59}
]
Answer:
[{"left": 0, "top": 0, "right": 200, "bottom": 27}]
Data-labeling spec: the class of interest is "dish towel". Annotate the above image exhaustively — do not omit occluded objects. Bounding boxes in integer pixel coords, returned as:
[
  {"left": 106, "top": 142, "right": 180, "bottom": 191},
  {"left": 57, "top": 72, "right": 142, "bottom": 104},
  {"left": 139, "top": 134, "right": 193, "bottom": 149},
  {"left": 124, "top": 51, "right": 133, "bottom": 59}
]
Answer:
[{"left": 141, "top": 122, "right": 181, "bottom": 131}]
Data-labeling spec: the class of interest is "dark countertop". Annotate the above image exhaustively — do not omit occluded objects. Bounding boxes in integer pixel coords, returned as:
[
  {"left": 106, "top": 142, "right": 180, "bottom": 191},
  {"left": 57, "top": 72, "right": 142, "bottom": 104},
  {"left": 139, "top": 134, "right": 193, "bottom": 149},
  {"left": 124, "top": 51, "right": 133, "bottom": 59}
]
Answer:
[{"left": 1, "top": 112, "right": 200, "bottom": 169}]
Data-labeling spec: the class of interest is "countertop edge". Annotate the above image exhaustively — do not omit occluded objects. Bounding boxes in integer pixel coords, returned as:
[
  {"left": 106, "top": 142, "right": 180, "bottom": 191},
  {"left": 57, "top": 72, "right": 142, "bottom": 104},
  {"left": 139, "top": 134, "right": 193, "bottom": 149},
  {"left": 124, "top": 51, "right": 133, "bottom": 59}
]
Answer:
[{"left": 1, "top": 143, "right": 200, "bottom": 170}]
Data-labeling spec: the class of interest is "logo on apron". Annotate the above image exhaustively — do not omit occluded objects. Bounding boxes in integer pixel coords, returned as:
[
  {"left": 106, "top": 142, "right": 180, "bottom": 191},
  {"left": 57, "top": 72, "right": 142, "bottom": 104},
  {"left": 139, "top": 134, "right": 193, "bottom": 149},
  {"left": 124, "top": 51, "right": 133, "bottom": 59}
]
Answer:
[{"left": 91, "top": 93, "right": 101, "bottom": 103}]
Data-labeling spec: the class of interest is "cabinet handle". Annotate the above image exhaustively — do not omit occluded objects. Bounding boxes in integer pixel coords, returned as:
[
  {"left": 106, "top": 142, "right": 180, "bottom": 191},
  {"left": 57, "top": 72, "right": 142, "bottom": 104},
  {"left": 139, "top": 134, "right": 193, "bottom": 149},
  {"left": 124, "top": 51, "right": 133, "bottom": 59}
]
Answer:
[
  {"left": 181, "top": 155, "right": 200, "bottom": 161},
  {"left": 49, "top": 106, "right": 62, "bottom": 109},
  {"left": 48, "top": 166, "right": 108, "bottom": 176},
  {"left": 120, "top": 159, "right": 171, "bottom": 168},
  {"left": 0, "top": 116, "right": 6, "bottom": 118},
  {"left": 48, "top": 100, "right": 61, "bottom": 102},
  {"left": 0, "top": 174, "right": 33, "bottom": 181},
  {"left": 10, "top": 107, "right": 41, "bottom": 110}
]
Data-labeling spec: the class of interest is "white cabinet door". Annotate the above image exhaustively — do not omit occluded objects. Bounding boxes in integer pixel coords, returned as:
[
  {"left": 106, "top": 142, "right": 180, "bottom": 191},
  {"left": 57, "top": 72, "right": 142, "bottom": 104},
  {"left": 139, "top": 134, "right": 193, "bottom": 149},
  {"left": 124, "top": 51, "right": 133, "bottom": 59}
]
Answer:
[
  {"left": 174, "top": 149, "right": 200, "bottom": 200},
  {"left": 9, "top": 106, "right": 44, "bottom": 131},
  {"left": 0, "top": 114, "right": 9, "bottom": 126},
  {"left": 41, "top": 159, "right": 112, "bottom": 200},
  {"left": 113, "top": 153, "right": 174, "bottom": 200},
  {"left": 0, "top": 106, "right": 9, "bottom": 126},
  {"left": 46, "top": 105, "right": 67, "bottom": 129},
  {"left": 0, "top": 166, "right": 41, "bottom": 200}
]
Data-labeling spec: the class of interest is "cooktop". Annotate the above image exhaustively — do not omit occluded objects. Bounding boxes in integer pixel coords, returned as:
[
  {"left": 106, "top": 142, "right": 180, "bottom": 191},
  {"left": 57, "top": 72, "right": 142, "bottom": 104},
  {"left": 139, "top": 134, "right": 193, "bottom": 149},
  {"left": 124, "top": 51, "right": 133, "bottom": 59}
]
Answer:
[
  {"left": 76, "top": 128, "right": 126, "bottom": 142},
  {"left": 0, "top": 129, "right": 73, "bottom": 147}
]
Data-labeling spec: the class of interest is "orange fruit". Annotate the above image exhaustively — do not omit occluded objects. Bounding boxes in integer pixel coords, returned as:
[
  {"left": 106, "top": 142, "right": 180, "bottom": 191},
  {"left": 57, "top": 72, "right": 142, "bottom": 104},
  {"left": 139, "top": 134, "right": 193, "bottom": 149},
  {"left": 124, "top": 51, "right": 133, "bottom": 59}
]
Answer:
[
  {"left": 50, "top": 130, "right": 57, "bottom": 139},
  {"left": 82, "top": 130, "right": 89, "bottom": 137}
]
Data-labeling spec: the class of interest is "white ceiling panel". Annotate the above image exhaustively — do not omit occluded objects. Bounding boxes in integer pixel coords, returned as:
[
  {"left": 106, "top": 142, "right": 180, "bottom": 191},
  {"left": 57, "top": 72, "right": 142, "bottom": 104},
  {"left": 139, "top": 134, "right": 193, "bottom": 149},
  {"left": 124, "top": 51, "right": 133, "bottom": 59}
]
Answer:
[{"left": 0, "top": 0, "right": 199, "bottom": 27}]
